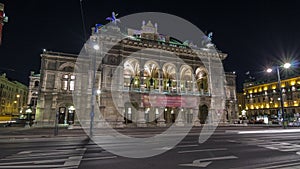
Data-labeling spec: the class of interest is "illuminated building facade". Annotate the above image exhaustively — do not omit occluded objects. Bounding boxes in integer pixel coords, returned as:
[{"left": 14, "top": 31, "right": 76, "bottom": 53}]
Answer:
[
  {"left": 244, "top": 76, "right": 300, "bottom": 124},
  {"left": 0, "top": 73, "right": 28, "bottom": 121},
  {"left": 35, "top": 22, "right": 238, "bottom": 127}
]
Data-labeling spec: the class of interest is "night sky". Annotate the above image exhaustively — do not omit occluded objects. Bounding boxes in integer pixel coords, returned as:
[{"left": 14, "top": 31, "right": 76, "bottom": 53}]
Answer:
[{"left": 0, "top": 0, "right": 300, "bottom": 92}]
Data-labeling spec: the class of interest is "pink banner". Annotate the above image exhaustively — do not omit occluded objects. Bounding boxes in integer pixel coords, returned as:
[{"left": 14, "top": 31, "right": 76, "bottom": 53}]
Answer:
[{"left": 143, "top": 95, "right": 197, "bottom": 108}]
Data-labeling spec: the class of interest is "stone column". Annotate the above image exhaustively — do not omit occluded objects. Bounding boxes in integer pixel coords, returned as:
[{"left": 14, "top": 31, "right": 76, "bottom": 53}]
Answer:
[
  {"left": 175, "top": 108, "right": 185, "bottom": 126},
  {"left": 157, "top": 107, "right": 166, "bottom": 127},
  {"left": 137, "top": 107, "right": 147, "bottom": 127},
  {"left": 192, "top": 75, "right": 196, "bottom": 94},
  {"left": 193, "top": 108, "right": 201, "bottom": 126},
  {"left": 159, "top": 69, "right": 162, "bottom": 93}
]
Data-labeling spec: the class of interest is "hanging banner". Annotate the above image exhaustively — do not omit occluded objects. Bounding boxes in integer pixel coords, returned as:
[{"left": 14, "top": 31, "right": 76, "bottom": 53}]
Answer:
[{"left": 143, "top": 94, "right": 197, "bottom": 108}]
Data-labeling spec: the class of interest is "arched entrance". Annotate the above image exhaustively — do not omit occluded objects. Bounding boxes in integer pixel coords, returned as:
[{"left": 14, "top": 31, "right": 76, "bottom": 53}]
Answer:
[{"left": 199, "top": 104, "right": 208, "bottom": 124}]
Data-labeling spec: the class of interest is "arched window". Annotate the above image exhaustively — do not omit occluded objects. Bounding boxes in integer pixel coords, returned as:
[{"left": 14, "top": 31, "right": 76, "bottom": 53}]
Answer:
[
  {"left": 162, "top": 63, "right": 176, "bottom": 91},
  {"left": 124, "top": 59, "right": 140, "bottom": 89},
  {"left": 180, "top": 66, "right": 193, "bottom": 92},
  {"left": 144, "top": 61, "right": 160, "bottom": 90}
]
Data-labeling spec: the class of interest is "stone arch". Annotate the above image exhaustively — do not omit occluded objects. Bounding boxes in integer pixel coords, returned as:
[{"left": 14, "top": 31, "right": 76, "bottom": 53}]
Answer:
[
  {"left": 180, "top": 65, "right": 193, "bottom": 92},
  {"left": 123, "top": 58, "right": 140, "bottom": 89},
  {"left": 195, "top": 67, "right": 209, "bottom": 93},
  {"left": 58, "top": 62, "right": 78, "bottom": 72},
  {"left": 199, "top": 104, "right": 209, "bottom": 124},
  {"left": 162, "top": 63, "right": 177, "bottom": 91},
  {"left": 144, "top": 60, "right": 160, "bottom": 89}
]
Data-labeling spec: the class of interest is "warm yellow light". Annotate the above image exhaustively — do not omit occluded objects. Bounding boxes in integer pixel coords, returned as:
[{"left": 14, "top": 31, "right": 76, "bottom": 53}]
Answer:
[
  {"left": 266, "top": 104, "right": 270, "bottom": 108},
  {"left": 297, "top": 81, "right": 300, "bottom": 85},
  {"left": 245, "top": 106, "right": 249, "bottom": 110},
  {"left": 281, "top": 83, "right": 286, "bottom": 88},
  {"left": 13, "top": 101, "right": 17, "bottom": 104},
  {"left": 272, "top": 85, "right": 276, "bottom": 89},
  {"left": 258, "top": 88, "right": 262, "bottom": 92},
  {"left": 243, "top": 92, "right": 246, "bottom": 95},
  {"left": 284, "top": 102, "right": 288, "bottom": 107},
  {"left": 291, "top": 81, "right": 296, "bottom": 86},
  {"left": 255, "top": 106, "right": 259, "bottom": 109},
  {"left": 16, "top": 94, "right": 20, "bottom": 98},
  {"left": 294, "top": 101, "right": 298, "bottom": 107},
  {"left": 263, "top": 86, "right": 268, "bottom": 91},
  {"left": 254, "top": 89, "right": 257, "bottom": 93},
  {"left": 249, "top": 90, "right": 253, "bottom": 94},
  {"left": 275, "top": 103, "right": 278, "bottom": 108},
  {"left": 260, "top": 104, "right": 264, "bottom": 109},
  {"left": 250, "top": 105, "right": 254, "bottom": 109}
]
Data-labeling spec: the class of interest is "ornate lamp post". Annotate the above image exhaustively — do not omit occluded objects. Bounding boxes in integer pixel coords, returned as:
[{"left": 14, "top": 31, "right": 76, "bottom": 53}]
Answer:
[{"left": 267, "top": 63, "right": 291, "bottom": 128}]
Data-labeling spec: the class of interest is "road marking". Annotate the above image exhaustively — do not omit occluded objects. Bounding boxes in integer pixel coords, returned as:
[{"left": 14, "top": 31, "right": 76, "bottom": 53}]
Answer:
[
  {"left": 0, "top": 147, "right": 87, "bottom": 168},
  {"left": 0, "top": 158, "right": 67, "bottom": 165},
  {"left": 238, "top": 129, "right": 300, "bottom": 134},
  {"left": 180, "top": 161, "right": 212, "bottom": 168},
  {"left": 178, "top": 148, "right": 227, "bottom": 154},
  {"left": 257, "top": 161, "right": 300, "bottom": 169},
  {"left": 64, "top": 156, "right": 83, "bottom": 166},
  {"left": 153, "top": 146, "right": 173, "bottom": 150},
  {"left": 244, "top": 138, "right": 300, "bottom": 157},
  {"left": 176, "top": 144, "right": 198, "bottom": 148},
  {"left": 82, "top": 156, "right": 118, "bottom": 161},
  {"left": 179, "top": 155, "right": 238, "bottom": 168},
  {"left": 0, "top": 164, "right": 68, "bottom": 168}
]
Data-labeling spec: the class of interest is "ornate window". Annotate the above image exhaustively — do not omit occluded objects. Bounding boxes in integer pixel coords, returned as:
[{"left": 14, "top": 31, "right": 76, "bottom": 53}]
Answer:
[{"left": 61, "top": 74, "right": 76, "bottom": 91}]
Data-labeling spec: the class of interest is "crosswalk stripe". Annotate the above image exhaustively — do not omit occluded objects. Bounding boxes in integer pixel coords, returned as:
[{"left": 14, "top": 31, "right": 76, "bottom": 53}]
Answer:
[{"left": 178, "top": 148, "right": 227, "bottom": 154}]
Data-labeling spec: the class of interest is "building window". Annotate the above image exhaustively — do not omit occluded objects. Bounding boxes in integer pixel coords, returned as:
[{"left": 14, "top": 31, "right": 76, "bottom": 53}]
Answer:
[
  {"left": 61, "top": 74, "right": 75, "bottom": 91},
  {"left": 34, "top": 81, "right": 39, "bottom": 87},
  {"left": 70, "top": 75, "right": 75, "bottom": 91}
]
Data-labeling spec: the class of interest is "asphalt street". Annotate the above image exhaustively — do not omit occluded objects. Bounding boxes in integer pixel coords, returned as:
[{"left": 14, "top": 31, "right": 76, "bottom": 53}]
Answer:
[{"left": 1, "top": 126, "right": 300, "bottom": 168}]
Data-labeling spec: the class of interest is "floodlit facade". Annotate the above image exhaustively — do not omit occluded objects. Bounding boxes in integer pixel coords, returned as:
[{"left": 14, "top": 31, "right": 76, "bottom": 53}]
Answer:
[
  {"left": 0, "top": 73, "right": 28, "bottom": 121},
  {"left": 243, "top": 76, "right": 300, "bottom": 124},
  {"left": 35, "top": 22, "right": 238, "bottom": 127}
]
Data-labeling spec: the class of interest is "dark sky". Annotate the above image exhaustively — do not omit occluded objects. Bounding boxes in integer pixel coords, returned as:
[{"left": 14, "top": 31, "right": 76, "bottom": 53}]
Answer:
[{"left": 1, "top": 0, "right": 300, "bottom": 92}]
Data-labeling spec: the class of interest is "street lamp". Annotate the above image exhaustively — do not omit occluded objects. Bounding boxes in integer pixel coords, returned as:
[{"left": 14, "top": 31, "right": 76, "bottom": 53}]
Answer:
[
  {"left": 25, "top": 108, "right": 32, "bottom": 128},
  {"left": 267, "top": 63, "right": 291, "bottom": 128},
  {"left": 90, "top": 42, "right": 100, "bottom": 137}
]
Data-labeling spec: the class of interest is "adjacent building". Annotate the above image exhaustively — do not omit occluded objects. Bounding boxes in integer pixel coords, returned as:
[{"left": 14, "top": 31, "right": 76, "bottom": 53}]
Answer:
[
  {"left": 35, "top": 22, "right": 238, "bottom": 127},
  {"left": 243, "top": 76, "right": 300, "bottom": 124},
  {"left": 0, "top": 73, "right": 28, "bottom": 121}
]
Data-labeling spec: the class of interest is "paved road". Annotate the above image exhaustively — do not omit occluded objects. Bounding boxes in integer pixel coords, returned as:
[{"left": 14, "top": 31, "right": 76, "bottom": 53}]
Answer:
[{"left": 1, "top": 126, "right": 300, "bottom": 168}]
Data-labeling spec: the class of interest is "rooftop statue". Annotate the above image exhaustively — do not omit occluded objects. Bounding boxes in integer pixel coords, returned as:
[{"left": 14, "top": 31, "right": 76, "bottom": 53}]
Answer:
[{"left": 106, "top": 12, "right": 120, "bottom": 24}]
